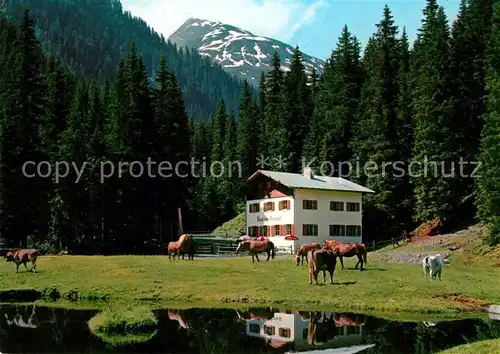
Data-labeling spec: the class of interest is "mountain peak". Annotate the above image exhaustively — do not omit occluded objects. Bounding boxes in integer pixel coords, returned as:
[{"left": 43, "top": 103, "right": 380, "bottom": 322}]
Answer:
[{"left": 169, "top": 19, "right": 324, "bottom": 87}]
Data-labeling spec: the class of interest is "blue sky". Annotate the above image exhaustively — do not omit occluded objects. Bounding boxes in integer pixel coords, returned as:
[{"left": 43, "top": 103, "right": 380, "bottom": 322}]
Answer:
[{"left": 122, "top": 0, "right": 461, "bottom": 61}]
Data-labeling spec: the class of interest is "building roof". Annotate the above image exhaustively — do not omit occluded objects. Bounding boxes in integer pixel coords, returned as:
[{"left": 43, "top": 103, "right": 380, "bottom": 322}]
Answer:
[{"left": 247, "top": 170, "right": 374, "bottom": 194}]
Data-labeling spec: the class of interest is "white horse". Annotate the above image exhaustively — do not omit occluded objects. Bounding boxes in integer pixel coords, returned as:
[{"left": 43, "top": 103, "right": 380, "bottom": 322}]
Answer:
[{"left": 423, "top": 254, "right": 444, "bottom": 280}]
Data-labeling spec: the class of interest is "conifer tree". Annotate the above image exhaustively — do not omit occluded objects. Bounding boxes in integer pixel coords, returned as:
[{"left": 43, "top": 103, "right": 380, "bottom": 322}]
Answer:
[
  {"left": 282, "top": 46, "right": 313, "bottom": 172},
  {"left": 350, "top": 6, "right": 404, "bottom": 237},
  {"left": 410, "top": 0, "right": 456, "bottom": 224},
  {"left": 447, "top": 0, "right": 492, "bottom": 221},
  {"left": 0, "top": 7, "right": 47, "bottom": 247},
  {"left": 262, "top": 50, "right": 289, "bottom": 169},
  {"left": 305, "top": 26, "right": 363, "bottom": 177},
  {"left": 236, "top": 80, "right": 260, "bottom": 178},
  {"left": 477, "top": 0, "right": 500, "bottom": 246}
]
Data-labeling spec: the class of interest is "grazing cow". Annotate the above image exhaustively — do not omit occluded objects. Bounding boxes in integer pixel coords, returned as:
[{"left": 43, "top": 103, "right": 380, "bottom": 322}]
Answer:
[
  {"left": 236, "top": 240, "right": 275, "bottom": 263},
  {"left": 307, "top": 249, "right": 337, "bottom": 284},
  {"left": 4, "top": 249, "right": 40, "bottom": 273},
  {"left": 423, "top": 254, "right": 443, "bottom": 280},
  {"left": 322, "top": 240, "right": 367, "bottom": 271},
  {"left": 295, "top": 242, "right": 321, "bottom": 266}
]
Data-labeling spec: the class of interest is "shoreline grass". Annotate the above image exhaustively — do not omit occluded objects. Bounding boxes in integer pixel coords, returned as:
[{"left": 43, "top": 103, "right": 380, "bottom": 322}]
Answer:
[
  {"left": 1, "top": 254, "right": 499, "bottom": 318},
  {"left": 436, "top": 339, "right": 500, "bottom": 353}
]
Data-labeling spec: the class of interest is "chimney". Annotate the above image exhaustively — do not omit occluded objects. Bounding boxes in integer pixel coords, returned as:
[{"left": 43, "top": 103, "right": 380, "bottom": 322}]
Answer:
[{"left": 303, "top": 167, "right": 314, "bottom": 179}]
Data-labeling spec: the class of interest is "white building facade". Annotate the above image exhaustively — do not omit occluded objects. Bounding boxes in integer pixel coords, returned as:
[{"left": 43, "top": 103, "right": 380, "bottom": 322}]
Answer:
[{"left": 244, "top": 168, "right": 374, "bottom": 251}]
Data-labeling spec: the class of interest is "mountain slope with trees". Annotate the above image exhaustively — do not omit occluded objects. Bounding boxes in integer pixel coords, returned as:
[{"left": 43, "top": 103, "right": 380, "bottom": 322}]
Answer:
[{"left": 1, "top": 0, "right": 251, "bottom": 120}]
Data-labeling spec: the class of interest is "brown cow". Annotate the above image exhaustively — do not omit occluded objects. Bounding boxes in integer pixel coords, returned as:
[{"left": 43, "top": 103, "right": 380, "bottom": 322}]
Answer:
[
  {"left": 235, "top": 240, "right": 275, "bottom": 263},
  {"left": 295, "top": 242, "right": 321, "bottom": 266},
  {"left": 4, "top": 249, "right": 40, "bottom": 273},
  {"left": 322, "top": 240, "right": 367, "bottom": 271},
  {"left": 307, "top": 249, "right": 337, "bottom": 284}
]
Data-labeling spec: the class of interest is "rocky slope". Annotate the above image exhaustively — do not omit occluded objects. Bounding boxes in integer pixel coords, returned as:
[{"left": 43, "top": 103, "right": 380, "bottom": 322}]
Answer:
[{"left": 169, "top": 17, "right": 325, "bottom": 87}]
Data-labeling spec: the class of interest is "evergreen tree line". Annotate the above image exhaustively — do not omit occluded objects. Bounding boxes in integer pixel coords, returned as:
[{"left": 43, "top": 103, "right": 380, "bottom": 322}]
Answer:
[
  {"left": 1, "top": 0, "right": 500, "bottom": 253},
  {"left": 0, "top": 9, "right": 193, "bottom": 252}
]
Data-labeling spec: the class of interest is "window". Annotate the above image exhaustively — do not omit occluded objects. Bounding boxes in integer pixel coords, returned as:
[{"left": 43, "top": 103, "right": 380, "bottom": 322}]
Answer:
[
  {"left": 329, "top": 224, "right": 345, "bottom": 237},
  {"left": 264, "top": 201, "right": 275, "bottom": 212},
  {"left": 303, "top": 224, "right": 318, "bottom": 236},
  {"left": 260, "top": 226, "right": 269, "bottom": 237},
  {"left": 264, "top": 325, "right": 275, "bottom": 335},
  {"left": 249, "top": 203, "right": 260, "bottom": 213},
  {"left": 249, "top": 323, "right": 260, "bottom": 333},
  {"left": 284, "top": 224, "right": 292, "bottom": 235},
  {"left": 346, "top": 225, "right": 362, "bottom": 236},
  {"left": 302, "top": 200, "right": 318, "bottom": 210},
  {"left": 279, "top": 200, "right": 290, "bottom": 210},
  {"left": 279, "top": 328, "right": 291, "bottom": 338},
  {"left": 346, "top": 202, "right": 360, "bottom": 212},
  {"left": 248, "top": 226, "right": 258, "bottom": 237},
  {"left": 274, "top": 225, "right": 280, "bottom": 236},
  {"left": 330, "top": 201, "right": 344, "bottom": 211}
]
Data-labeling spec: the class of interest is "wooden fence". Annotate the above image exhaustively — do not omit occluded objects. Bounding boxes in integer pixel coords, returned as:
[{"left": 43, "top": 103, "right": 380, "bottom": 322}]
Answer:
[{"left": 193, "top": 243, "right": 294, "bottom": 256}]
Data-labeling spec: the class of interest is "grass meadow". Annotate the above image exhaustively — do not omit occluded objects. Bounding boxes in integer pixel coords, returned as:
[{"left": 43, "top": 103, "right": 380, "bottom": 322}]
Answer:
[{"left": 1, "top": 252, "right": 499, "bottom": 318}]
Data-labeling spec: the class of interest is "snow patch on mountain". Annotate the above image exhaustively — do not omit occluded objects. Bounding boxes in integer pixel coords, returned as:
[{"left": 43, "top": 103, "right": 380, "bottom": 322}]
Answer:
[{"left": 169, "top": 17, "right": 325, "bottom": 87}]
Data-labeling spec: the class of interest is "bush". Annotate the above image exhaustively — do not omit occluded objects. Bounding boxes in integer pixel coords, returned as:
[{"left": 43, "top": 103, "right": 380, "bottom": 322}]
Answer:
[{"left": 486, "top": 217, "right": 500, "bottom": 247}]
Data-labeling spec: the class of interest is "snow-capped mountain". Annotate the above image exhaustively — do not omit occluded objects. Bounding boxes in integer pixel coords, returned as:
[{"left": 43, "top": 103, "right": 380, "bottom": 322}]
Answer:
[{"left": 168, "top": 18, "right": 325, "bottom": 87}]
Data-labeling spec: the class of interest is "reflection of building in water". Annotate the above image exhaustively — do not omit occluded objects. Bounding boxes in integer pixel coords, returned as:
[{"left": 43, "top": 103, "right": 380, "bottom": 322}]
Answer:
[{"left": 242, "top": 310, "right": 365, "bottom": 350}]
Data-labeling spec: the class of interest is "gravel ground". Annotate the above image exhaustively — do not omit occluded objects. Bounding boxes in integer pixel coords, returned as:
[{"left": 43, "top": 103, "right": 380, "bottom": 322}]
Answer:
[{"left": 377, "top": 251, "right": 451, "bottom": 265}]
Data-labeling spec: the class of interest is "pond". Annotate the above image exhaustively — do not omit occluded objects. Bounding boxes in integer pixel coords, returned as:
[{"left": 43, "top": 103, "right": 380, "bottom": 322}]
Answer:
[{"left": 0, "top": 304, "right": 499, "bottom": 353}]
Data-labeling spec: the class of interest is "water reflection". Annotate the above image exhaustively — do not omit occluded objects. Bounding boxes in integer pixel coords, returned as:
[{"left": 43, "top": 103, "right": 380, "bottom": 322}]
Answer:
[{"left": 0, "top": 304, "right": 499, "bottom": 353}]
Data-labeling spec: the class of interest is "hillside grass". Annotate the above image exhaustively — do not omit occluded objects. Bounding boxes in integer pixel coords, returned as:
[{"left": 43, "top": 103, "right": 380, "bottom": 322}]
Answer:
[
  {"left": 375, "top": 223, "right": 500, "bottom": 267},
  {"left": 436, "top": 339, "right": 500, "bottom": 354},
  {"left": 1, "top": 253, "right": 499, "bottom": 316},
  {"left": 211, "top": 212, "right": 245, "bottom": 237}
]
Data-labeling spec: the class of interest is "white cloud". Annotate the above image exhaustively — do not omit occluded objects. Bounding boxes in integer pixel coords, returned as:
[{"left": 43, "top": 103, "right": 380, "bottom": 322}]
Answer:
[
  {"left": 290, "top": 0, "right": 328, "bottom": 37},
  {"left": 121, "top": 0, "right": 326, "bottom": 44}
]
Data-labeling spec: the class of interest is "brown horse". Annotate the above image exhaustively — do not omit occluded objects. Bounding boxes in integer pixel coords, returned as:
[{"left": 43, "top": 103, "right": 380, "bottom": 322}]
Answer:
[
  {"left": 168, "top": 234, "right": 194, "bottom": 261},
  {"left": 177, "top": 234, "right": 195, "bottom": 260},
  {"left": 295, "top": 242, "right": 321, "bottom": 266},
  {"left": 332, "top": 313, "right": 366, "bottom": 327},
  {"left": 306, "top": 312, "right": 336, "bottom": 345},
  {"left": 322, "top": 240, "right": 367, "bottom": 271},
  {"left": 167, "top": 310, "right": 191, "bottom": 329},
  {"left": 307, "top": 249, "right": 337, "bottom": 284},
  {"left": 4, "top": 249, "right": 40, "bottom": 273},
  {"left": 236, "top": 240, "right": 275, "bottom": 263}
]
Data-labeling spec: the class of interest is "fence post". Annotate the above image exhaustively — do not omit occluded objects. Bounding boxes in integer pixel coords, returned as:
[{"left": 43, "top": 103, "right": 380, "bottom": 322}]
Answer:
[{"left": 372, "top": 240, "right": 375, "bottom": 250}]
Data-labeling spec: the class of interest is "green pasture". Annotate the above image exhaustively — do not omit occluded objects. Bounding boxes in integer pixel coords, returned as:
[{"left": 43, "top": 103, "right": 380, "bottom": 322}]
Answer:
[
  {"left": 436, "top": 338, "right": 500, "bottom": 353},
  {"left": 1, "top": 252, "right": 499, "bottom": 318}
]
